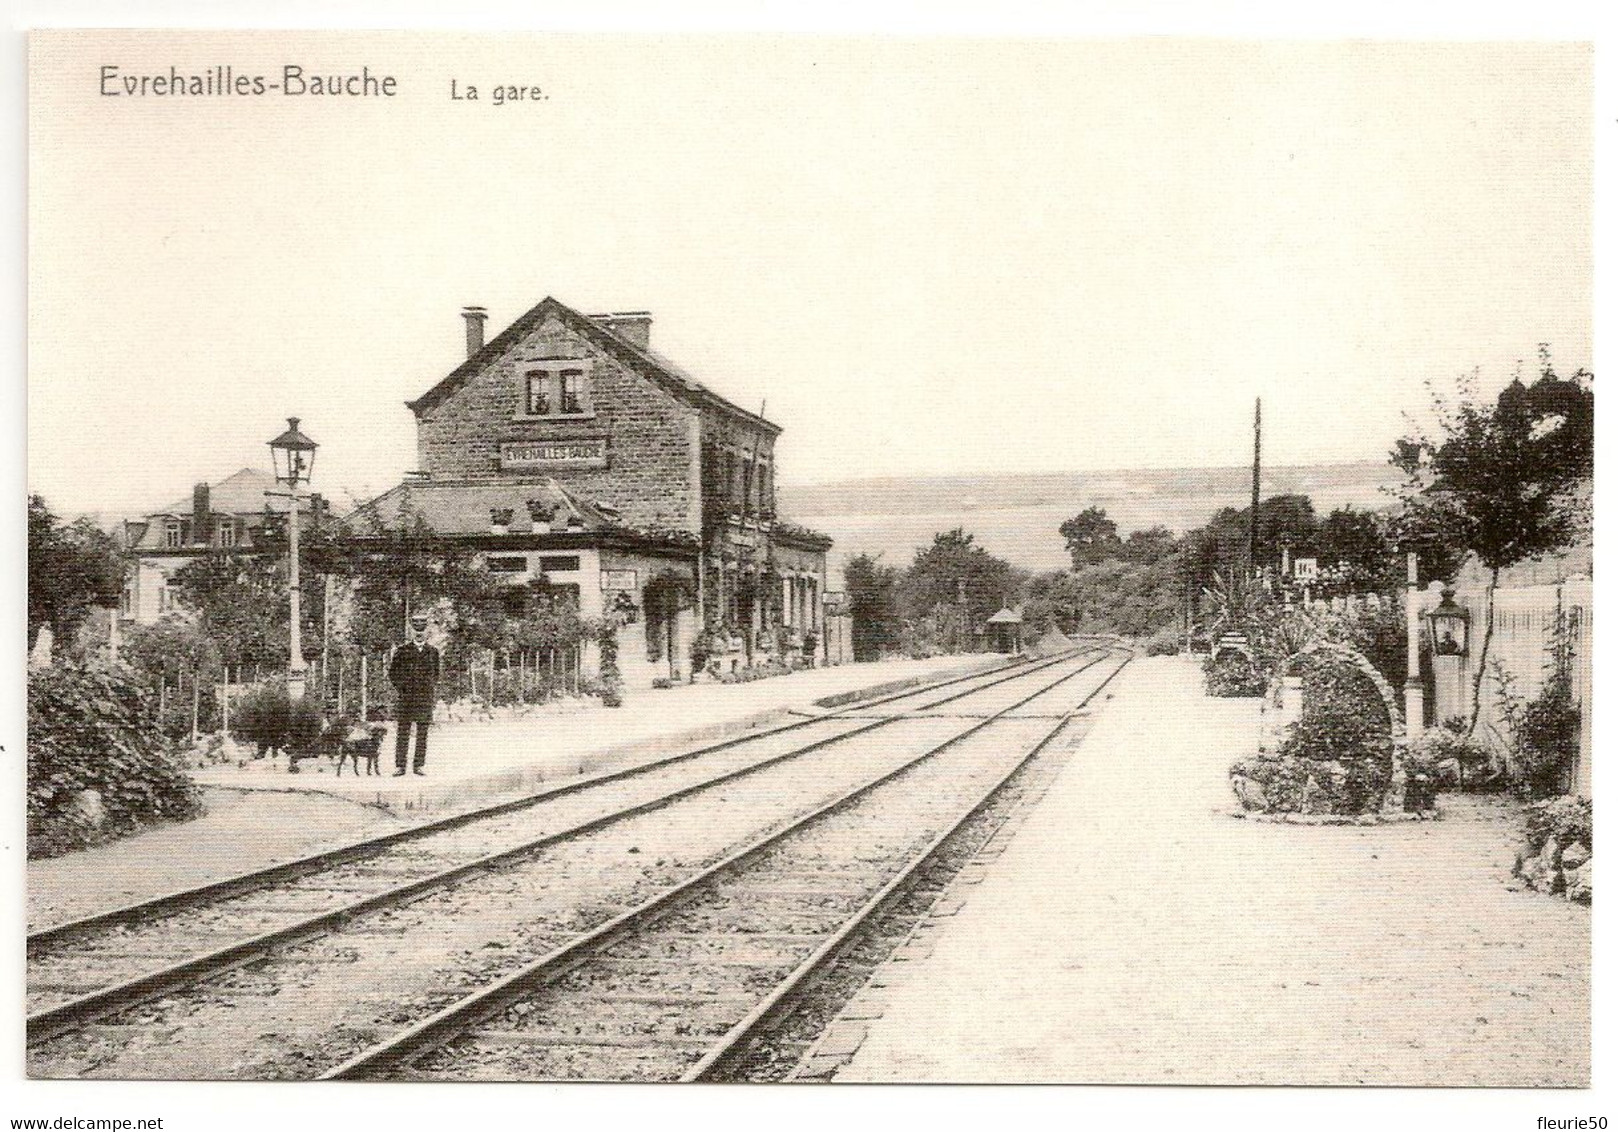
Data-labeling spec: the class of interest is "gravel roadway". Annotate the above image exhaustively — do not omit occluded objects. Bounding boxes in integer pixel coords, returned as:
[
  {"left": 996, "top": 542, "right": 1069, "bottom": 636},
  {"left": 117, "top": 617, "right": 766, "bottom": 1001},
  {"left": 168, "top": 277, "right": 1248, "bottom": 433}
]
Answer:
[{"left": 835, "top": 655, "right": 1590, "bottom": 1086}]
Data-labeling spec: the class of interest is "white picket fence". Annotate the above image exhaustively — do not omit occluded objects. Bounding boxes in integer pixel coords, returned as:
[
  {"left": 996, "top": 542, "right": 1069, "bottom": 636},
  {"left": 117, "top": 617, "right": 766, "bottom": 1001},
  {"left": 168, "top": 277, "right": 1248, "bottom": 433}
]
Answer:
[{"left": 1450, "top": 574, "right": 1591, "bottom": 796}]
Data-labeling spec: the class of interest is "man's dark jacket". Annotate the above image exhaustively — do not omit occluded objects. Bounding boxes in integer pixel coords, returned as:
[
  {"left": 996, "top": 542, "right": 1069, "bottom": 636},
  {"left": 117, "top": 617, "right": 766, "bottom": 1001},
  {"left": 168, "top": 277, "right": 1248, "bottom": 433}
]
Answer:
[{"left": 389, "top": 642, "right": 441, "bottom": 723}]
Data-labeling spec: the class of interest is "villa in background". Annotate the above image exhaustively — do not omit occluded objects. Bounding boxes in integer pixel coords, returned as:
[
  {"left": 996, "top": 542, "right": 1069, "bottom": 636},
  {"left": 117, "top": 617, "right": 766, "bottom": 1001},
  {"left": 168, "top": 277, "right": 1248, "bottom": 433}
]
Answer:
[{"left": 119, "top": 467, "right": 324, "bottom": 626}]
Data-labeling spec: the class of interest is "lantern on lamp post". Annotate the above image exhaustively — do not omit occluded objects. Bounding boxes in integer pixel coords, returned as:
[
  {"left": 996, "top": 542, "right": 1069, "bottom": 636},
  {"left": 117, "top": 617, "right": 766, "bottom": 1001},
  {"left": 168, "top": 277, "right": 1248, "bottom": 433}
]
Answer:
[
  {"left": 1426, "top": 587, "right": 1470, "bottom": 657},
  {"left": 268, "top": 417, "right": 318, "bottom": 699}
]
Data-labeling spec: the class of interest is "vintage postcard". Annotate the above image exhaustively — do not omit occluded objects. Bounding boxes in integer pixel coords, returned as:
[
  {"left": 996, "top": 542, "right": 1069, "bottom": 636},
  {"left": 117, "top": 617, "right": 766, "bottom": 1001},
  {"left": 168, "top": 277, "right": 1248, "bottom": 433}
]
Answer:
[{"left": 16, "top": 18, "right": 1603, "bottom": 1128}]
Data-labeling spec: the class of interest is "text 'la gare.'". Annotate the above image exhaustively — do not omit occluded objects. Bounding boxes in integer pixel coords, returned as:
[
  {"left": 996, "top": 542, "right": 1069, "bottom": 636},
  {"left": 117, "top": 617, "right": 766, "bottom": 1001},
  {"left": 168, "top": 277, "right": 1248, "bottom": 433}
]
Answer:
[{"left": 450, "top": 79, "right": 549, "bottom": 105}]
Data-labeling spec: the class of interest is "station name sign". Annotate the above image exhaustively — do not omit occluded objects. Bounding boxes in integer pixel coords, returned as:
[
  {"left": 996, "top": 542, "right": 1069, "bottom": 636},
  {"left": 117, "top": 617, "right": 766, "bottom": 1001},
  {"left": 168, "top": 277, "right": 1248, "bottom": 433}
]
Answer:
[{"left": 500, "top": 438, "right": 608, "bottom": 470}]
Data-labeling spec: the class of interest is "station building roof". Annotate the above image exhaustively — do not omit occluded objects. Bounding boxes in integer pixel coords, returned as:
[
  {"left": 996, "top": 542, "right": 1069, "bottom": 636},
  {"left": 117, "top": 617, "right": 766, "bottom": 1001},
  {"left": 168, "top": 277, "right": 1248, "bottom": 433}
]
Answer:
[{"left": 406, "top": 296, "right": 781, "bottom": 437}]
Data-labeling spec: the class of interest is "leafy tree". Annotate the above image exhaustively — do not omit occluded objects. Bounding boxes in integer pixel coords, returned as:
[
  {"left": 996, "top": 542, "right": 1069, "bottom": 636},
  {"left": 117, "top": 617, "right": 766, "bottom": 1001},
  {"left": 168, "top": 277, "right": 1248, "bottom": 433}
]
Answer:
[
  {"left": 122, "top": 616, "right": 223, "bottom": 687},
  {"left": 900, "top": 528, "right": 1019, "bottom": 651},
  {"left": 1392, "top": 350, "right": 1594, "bottom": 731},
  {"left": 322, "top": 509, "right": 507, "bottom": 660},
  {"left": 1024, "top": 559, "right": 1183, "bottom": 638},
  {"left": 845, "top": 553, "right": 902, "bottom": 661},
  {"left": 1315, "top": 506, "right": 1397, "bottom": 591},
  {"left": 170, "top": 550, "right": 316, "bottom": 671},
  {"left": 1183, "top": 494, "right": 1322, "bottom": 601},
  {"left": 27, "top": 495, "right": 125, "bottom": 652},
  {"left": 1121, "top": 525, "right": 1180, "bottom": 565},
  {"left": 1059, "top": 506, "right": 1122, "bottom": 568}
]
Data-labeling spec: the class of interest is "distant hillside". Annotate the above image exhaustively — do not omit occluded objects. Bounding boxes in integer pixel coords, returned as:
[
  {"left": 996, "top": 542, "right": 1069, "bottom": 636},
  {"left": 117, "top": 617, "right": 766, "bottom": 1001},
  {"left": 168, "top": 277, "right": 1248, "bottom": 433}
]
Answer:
[{"left": 779, "top": 460, "right": 1402, "bottom": 580}]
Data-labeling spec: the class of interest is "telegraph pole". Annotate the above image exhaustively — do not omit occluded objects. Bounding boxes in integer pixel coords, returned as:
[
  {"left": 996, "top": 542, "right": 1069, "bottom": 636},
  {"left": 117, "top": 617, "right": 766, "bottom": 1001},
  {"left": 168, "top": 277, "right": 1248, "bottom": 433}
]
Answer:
[{"left": 1248, "top": 397, "right": 1262, "bottom": 576}]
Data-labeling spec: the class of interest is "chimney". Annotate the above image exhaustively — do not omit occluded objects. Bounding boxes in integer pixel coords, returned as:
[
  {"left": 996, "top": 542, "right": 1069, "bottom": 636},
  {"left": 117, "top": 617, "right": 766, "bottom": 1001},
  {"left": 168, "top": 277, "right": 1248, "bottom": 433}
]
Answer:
[
  {"left": 192, "top": 483, "right": 210, "bottom": 545},
  {"left": 462, "top": 306, "right": 488, "bottom": 357},
  {"left": 590, "top": 311, "right": 652, "bottom": 351}
]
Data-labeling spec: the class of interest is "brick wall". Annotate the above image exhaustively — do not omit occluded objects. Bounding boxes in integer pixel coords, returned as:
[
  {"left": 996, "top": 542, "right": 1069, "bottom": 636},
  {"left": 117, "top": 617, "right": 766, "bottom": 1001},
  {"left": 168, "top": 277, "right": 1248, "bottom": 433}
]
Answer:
[{"left": 416, "top": 312, "right": 702, "bottom": 534}]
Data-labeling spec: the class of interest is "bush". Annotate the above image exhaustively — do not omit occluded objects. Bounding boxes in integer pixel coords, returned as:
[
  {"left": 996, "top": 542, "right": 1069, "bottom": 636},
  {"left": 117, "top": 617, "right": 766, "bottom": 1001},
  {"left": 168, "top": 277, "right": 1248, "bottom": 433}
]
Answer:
[
  {"left": 1278, "top": 713, "right": 1392, "bottom": 768},
  {"left": 1203, "top": 651, "right": 1265, "bottom": 697},
  {"left": 1141, "top": 624, "right": 1182, "bottom": 656},
  {"left": 232, "top": 681, "right": 288, "bottom": 755},
  {"left": 1231, "top": 752, "right": 1390, "bottom": 815},
  {"left": 597, "top": 622, "right": 623, "bottom": 708},
  {"left": 231, "top": 681, "right": 325, "bottom": 756},
  {"left": 1525, "top": 796, "right": 1592, "bottom": 854},
  {"left": 28, "top": 660, "right": 205, "bottom": 859},
  {"left": 1516, "top": 678, "right": 1580, "bottom": 800},
  {"left": 1410, "top": 717, "right": 1495, "bottom": 789},
  {"left": 1402, "top": 751, "right": 1439, "bottom": 812}
]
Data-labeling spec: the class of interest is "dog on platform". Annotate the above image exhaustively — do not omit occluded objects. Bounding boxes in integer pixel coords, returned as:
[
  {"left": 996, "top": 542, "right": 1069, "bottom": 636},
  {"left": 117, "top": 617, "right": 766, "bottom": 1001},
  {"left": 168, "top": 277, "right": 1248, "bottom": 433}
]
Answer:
[{"left": 334, "top": 719, "right": 389, "bottom": 777}]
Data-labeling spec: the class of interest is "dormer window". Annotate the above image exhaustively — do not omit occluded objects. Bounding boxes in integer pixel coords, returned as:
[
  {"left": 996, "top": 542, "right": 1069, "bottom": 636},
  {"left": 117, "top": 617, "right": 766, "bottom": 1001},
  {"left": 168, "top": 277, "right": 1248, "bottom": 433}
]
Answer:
[
  {"left": 164, "top": 519, "right": 184, "bottom": 548},
  {"left": 519, "top": 361, "right": 591, "bottom": 419},
  {"left": 217, "top": 518, "right": 237, "bottom": 548}
]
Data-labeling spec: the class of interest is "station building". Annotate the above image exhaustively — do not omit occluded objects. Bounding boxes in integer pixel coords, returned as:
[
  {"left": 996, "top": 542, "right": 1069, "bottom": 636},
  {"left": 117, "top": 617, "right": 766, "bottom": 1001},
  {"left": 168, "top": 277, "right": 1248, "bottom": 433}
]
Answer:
[{"left": 350, "top": 296, "right": 833, "bottom": 689}]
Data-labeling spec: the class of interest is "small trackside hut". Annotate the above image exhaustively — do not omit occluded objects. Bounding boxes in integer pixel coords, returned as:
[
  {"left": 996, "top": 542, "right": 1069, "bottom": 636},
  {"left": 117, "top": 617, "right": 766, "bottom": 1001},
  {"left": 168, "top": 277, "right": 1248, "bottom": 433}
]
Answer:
[
  {"left": 986, "top": 608, "right": 1023, "bottom": 656},
  {"left": 349, "top": 296, "right": 833, "bottom": 689}
]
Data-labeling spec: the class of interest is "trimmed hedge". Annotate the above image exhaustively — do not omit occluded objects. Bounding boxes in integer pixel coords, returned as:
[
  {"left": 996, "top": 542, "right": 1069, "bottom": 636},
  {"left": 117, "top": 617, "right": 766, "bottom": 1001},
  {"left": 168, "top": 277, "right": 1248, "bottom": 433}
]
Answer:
[{"left": 28, "top": 660, "right": 204, "bottom": 859}]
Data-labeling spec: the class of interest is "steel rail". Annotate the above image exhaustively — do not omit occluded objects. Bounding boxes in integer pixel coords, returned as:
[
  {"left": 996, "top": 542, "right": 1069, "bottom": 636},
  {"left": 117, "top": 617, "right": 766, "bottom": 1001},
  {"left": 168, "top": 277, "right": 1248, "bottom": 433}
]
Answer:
[
  {"left": 684, "top": 650, "right": 1135, "bottom": 1081},
  {"left": 29, "top": 646, "right": 1078, "bottom": 952},
  {"left": 27, "top": 647, "right": 1104, "bottom": 1046},
  {"left": 321, "top": 648, "right": 1125, "bottom": 1081}
]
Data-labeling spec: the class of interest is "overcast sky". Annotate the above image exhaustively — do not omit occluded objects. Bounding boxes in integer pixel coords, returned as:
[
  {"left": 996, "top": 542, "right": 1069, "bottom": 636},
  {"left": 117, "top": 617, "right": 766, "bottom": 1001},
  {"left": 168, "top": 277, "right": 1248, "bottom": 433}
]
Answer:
[{"left": 28, "top": 32, "right": 1592, "bottom": 517}]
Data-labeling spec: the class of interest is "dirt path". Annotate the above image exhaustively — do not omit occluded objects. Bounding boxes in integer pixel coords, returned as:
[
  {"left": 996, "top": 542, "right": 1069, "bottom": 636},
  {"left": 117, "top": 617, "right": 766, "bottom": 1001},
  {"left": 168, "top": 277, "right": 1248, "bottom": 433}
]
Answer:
[{"left": 837, "top": 656, "right": 1590, "bottom": 1085}]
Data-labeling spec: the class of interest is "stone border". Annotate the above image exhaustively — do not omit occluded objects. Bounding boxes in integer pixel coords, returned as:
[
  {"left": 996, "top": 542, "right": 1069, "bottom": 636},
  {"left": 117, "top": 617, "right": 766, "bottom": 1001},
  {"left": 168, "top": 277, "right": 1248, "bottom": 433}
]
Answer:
[{"left": 1229, "top": 808, "right": 1438, "bottom": 825}]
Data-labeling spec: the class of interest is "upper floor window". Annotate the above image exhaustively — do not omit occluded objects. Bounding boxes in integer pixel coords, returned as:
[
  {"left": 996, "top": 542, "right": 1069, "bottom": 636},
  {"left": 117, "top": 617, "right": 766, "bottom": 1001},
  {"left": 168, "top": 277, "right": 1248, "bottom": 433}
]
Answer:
[
  {"left": 164, "top": 519, "right": 184, "bottom": 548},
  {"left": 520, "top": 361, "right": 591, "bottom": 419},
  {"left": 524, "top": 371, "right": 552, "bottom": 416},
  {"left": 217, "top": 518, "right": 236, "bottom": 548},
  {"left": 560, "top": 369, "right": 584, "bottom": 414}
]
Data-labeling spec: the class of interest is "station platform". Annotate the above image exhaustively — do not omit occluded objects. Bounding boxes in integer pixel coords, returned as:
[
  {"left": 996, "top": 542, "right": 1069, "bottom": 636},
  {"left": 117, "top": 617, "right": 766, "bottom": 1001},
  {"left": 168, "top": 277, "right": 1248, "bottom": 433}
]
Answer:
[
  {"left": 30, "top": 654, "right": 1007, "bottom": 931},
  {"left": 190, "top": 653, "right": 1004, "bottom": 815},
  {"left": 810, "top": 656, "right": 1590, "bottom": 1086}
]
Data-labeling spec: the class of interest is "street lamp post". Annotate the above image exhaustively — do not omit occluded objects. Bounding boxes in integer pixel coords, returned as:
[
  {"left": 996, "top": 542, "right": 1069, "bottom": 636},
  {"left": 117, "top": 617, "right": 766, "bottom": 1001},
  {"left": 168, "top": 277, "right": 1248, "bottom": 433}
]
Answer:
[
  {"left": 1403, "top": 550, "right": 1424, "bottom": 741},
  {"left": 269, "top": 417, "right": 319, "bottom": 700}
]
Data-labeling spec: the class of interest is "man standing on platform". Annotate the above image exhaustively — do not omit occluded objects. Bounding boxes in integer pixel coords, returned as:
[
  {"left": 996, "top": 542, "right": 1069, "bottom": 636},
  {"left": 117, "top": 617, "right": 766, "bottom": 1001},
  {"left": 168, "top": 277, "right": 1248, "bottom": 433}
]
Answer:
[{"left": 389, "top": 612, "right": 440, "bottom": 777}]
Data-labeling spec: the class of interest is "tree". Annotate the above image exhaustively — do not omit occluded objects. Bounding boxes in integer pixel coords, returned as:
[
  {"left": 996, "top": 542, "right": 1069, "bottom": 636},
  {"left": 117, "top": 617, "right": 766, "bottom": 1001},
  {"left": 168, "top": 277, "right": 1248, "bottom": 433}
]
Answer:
[
  {"left": 900, "top": 528, "right": 1019, "bottom": 651},
  {"left": 122, "top": 616, "right": 223, "bottom": 687},
  {"left": 1023, "top": 558, "right": 1184, "bottom": 638},
  {"left": 1316, "top": 506, "right": 1397, "bottom": 591},
  {"left": 321, "top": 509, "right": 508, "bottom": 660},
  {"left": 1059, "top": 506, "right": 1122, "bottom": 568},
  {"left": 27, "top": 495, "right": 126, "bottom": 653},
  {"left": 1120, "top": 525, "right": 1179, "bottom": 565},
  {"left": 170, "top": 550, "right": 312, "bottom": 672},
  {"left": 1392, "top": 351, "right": 1594, "bottom": 732},
  {"left": 1183, "top": 494, "right": 1322, "bottom": 599},
  {"left": 845, "top": 553, "right": 902, "bottom": 661}
]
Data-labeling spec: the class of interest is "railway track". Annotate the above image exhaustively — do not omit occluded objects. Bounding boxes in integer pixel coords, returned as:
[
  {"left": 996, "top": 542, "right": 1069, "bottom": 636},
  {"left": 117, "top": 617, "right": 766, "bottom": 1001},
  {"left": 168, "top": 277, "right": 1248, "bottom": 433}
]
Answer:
[
  {"left": 28, "top": 646, "right": 1115, "bottom": 1079},
  {"left": 324, "top": 649, "right": 1133, "bottom": 1083}
]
